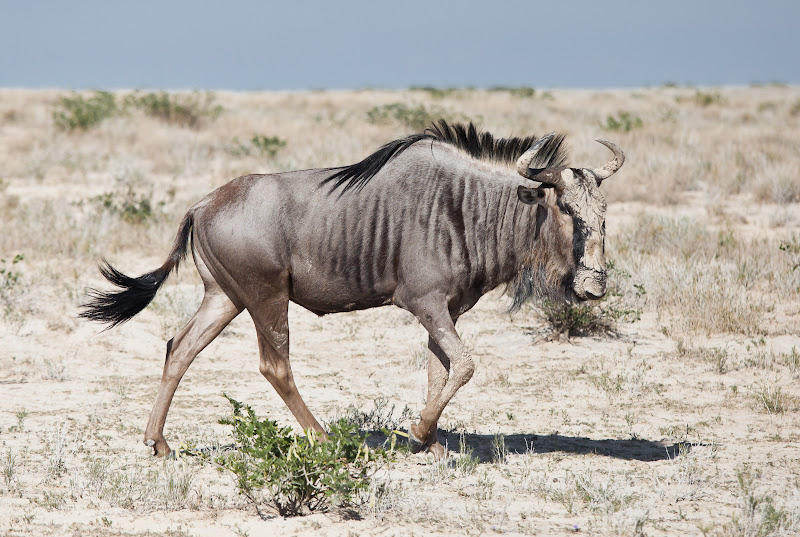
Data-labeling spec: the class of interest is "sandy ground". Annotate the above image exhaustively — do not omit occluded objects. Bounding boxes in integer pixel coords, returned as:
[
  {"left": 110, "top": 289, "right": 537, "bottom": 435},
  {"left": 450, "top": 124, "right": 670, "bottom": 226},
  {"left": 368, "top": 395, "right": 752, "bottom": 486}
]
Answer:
[{"left": 1, "top": 87, "right": 799, "bottom": 536}]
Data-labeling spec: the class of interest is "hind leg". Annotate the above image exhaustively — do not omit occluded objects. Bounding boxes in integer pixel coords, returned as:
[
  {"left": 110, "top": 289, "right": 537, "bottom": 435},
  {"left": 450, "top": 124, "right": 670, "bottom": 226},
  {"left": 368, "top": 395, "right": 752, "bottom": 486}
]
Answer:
[
  {"left": 143, "top": 255, "right": 241, "bottom": 456},
  {"left": 250, "top": 281, "right": 325, "bottom": 435}
]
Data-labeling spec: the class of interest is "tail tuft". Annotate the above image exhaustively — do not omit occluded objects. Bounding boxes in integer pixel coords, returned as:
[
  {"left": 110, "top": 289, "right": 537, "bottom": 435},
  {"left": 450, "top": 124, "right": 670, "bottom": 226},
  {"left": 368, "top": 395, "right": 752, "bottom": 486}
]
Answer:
[
  {"left": 80, "top": 211, "right": 193, "bottom": 329},
  {"left": 80, "top": 261, "right": 170, "bottom": 329}
]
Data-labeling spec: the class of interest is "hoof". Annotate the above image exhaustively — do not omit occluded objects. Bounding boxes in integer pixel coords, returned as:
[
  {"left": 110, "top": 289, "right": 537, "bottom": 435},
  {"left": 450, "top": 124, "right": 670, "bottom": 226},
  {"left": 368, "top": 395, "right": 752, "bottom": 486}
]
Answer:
[
  {"left": 144, "top": 437, "right": 171, "bottom": 457},
  {"left": 408, "top": 429, "right": 426, "bottom": 454},
  {"left": 427, "top": 442, "right": 448, "bottom": 461}
]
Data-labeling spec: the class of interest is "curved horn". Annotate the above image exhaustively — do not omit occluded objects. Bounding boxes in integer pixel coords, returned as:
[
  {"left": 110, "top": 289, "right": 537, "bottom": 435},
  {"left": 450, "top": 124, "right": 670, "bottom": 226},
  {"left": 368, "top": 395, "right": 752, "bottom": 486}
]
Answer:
[
  {"left": 591, "top": 139, "right": 625, "bottom": 182},
  {"left": 516, "top": 133, "right": 556, "bottom": 179}
]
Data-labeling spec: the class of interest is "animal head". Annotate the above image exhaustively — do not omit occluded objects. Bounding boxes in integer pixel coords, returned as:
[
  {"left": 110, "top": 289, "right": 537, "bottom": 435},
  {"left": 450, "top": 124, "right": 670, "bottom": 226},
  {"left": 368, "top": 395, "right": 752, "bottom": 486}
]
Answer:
[{"left": 516, "top": 135, "right": 625, "bottom": 301}]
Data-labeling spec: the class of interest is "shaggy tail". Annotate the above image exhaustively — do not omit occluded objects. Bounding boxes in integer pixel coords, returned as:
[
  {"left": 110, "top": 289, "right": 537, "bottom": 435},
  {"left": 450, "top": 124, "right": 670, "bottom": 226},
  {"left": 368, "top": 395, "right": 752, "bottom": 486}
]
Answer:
[{"left": 80, "top": 212, "right": 194, "bottom": 329}]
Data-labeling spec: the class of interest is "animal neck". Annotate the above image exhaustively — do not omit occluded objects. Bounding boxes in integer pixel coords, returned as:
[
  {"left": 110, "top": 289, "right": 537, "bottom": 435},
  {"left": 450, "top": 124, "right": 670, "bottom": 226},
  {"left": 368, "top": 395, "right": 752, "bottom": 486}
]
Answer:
[{"left": 504, "top": 194, "right": 574, "bottom": 310}]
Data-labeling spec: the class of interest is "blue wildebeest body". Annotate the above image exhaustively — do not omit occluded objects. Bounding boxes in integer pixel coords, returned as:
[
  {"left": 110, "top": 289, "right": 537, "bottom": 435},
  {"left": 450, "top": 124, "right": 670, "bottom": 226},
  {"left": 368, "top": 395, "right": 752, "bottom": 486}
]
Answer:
[{"left": 81, "top": 121, "right": 624, "bottom": 458}]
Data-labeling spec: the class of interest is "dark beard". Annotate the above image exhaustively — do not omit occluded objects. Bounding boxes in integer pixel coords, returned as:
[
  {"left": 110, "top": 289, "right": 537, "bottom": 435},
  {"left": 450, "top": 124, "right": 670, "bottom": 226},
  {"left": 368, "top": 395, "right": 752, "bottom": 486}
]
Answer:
[{"left": 507, "top": 266, "right": 573, "bottom": 313}]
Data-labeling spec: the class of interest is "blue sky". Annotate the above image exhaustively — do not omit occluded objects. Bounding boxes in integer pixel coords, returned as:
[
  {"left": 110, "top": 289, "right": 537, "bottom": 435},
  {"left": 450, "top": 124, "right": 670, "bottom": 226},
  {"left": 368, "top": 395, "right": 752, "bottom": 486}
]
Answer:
[{"left": 1, "top": 1, "right": 797, "bottom": 90}]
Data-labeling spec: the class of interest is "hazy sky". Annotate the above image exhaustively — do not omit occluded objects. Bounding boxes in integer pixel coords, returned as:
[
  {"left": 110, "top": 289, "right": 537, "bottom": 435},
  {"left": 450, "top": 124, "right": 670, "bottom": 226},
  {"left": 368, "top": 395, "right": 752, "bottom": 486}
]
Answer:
[{"left": 1, "top": 1, "right": 797, "bottom": 90}]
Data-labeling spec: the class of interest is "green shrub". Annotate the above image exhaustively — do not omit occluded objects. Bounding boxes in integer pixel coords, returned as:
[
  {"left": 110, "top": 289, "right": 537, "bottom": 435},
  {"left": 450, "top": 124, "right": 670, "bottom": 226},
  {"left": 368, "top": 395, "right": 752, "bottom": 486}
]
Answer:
[
  {"left": 124, "top": 91, "right": 222, "bottom": 127},
  {"left": 409, "top": 86, "right": 458, "bottom": 99},
  {"left": 724, "top": 465, "right": 798, "bottom": 536},
  {"left": 214, "top": 395, "right": 394, "bottom": 517},
  {"left": 342, "top": 397, "right": 413, "bottom": 433},
  {"left": 366, "top": 102, "right": 443, "bottom": 131},
  {"left": 535, "top": 300, "right": 615, "bottom": 339},
  {"left": 692, "top": 90, "right": 725, "bottom": 107},
  {"left": 603, "top": 111, "right": 643, "bottom": 132},
  {"left": 53, "top": 91, "right": 118, "bottom": 131},
  {"left": 89, "top": 187, "right": 163, "bottom": 225},
  {"left": 231, "top": 134, "right": 287, "bottom": 158},
  {"left": 488, "top": 86, "right": 536, "bottom": 98},
  {"left": 676, "top": 90, "right": 726, "bottom": 107},
  {"left": 0, "top": 254, "right": 24, "bottom": 318},
  {"left": 533, "top": 261, "right": 643, "bottom": 339},
  {"left": 779, "top": 235, "right": 800, "bottom": 272}
]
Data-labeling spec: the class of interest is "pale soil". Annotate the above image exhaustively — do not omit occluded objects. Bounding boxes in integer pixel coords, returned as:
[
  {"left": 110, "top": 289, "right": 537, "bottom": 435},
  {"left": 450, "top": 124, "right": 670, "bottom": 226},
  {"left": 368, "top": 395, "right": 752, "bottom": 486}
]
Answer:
[{"left": 1, "top": 87, "right": 799, "bottom": 536}]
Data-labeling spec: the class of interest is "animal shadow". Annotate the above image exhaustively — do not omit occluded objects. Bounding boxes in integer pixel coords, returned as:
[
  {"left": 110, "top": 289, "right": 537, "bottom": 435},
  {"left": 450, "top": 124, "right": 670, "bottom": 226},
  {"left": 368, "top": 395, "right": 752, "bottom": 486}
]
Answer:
[
  {"left": 442, "top": 431, "right": 689, "bottom": 463},
  {"left": 366, "top": 430, "right": 689, "bottom": 463}
]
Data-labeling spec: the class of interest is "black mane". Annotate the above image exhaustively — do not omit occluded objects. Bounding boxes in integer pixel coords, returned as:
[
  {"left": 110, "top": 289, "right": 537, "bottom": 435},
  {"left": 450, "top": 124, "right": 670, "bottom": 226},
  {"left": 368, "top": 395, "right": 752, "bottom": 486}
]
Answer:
[{"left": 321, "top": 120, "right": 568, "bottom": 194}]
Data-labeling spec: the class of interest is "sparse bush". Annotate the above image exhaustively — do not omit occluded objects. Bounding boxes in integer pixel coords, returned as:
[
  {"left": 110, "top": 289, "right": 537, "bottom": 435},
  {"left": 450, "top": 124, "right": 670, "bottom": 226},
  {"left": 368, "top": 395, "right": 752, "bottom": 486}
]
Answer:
[
  {"left": 754, "top": 384, "right": 793, "bottom": 415},
  {"left": 535, "top": 300, "right": 616, "bottom": 339},
  {"left": 124, "top": 91, "right": 222, "bottom": 127},
  {"left": 693, "top": 90, "right": 726, "bottom": 106},
  {"left": 99, "top": 460, "right": 197, "bottom": 510},
  {"left": 342, "top": 397, "right": 413, "bottom": 433},
  {"left": 783, "top": 347, "right": 800, "bottom": 375},
  {"left": 603, "top": 111, "right": 643, "bottom": 132},
  {"left": 409, "top": 86, "right": 458, "bottom": 99},
  {"left": 0, "top": 253, "right": 25, "bottom": 319},
  {"left": 676, "top": 90, "right": 726, "bottom": 107},
  {"left": 53, "top": 91, "right": 118, "bottom": 131},
  {"left": 2, "top": 449, "right": 17, "bottom": 492},
  {"left": 214, "top": 395, "right": 394, "bottom": 517},
  {"left": 779, "top": 235, "right": 800, "bottom": 272},
  {"left": 533, "top": 468, "right": 636, "bottom": 516},
  {"left": 53, "top": 90, "right": 222, "bottom": 131},
  {"left": 366, "top": 102, "right": 450, "bottom": 131},
  {"left": 88, "top": 187, "right": 163, "bottom": 225},
  {"left": 488, "top": 86, "right": 536, "bottom": 98},
  {"left": 532, "top": 262, "right": 643, "bottom": 339},
  {"left": 424, "top": 432, "right": 478, "bottom": 481},
  {"left": 231, "top": 134, "right": 287, "bottom": 158},
  {"left": 724, "top": 465, "right": 799, "bottom": 536}
]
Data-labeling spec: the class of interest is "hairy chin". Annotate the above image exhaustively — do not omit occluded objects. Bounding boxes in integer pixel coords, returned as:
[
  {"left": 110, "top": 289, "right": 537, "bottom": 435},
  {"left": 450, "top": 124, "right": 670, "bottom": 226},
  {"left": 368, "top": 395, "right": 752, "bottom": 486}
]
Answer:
[{"left": 507, "top": 267, "right": 572, "bottom": 312}]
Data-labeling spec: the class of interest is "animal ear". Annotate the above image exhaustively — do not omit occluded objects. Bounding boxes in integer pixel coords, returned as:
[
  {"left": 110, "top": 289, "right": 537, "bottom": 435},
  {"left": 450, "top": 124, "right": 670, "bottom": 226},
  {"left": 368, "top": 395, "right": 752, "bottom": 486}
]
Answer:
[{"left": 517, "top": 185, "right": 548, "bottom": 206}]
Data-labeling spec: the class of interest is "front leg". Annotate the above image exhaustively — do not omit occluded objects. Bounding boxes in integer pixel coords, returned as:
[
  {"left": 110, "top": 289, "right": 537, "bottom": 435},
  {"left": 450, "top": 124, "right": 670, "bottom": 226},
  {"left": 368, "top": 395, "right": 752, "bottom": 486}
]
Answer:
[
  {"left": 417, "top": 336, "right": 450, "bottom": 459},
  {"left": 407, "top": 299, "right": 474, "bottom": 458}
]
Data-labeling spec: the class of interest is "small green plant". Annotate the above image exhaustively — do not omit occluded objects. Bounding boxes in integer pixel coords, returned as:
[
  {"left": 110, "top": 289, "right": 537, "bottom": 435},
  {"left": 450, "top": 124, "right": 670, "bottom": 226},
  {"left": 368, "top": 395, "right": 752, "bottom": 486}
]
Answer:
[
  {"left": 8, "top": 408, "right": 27, "bottom": 433},
  {"left": 366, "top": 102, "right": 444, "bottom": 131},
  {"left": 33, "top": 491, "right": 66, "bottom": 511},
  {"left": 675, "top": 90, "right": 726, "bottom": 107},
  {"left": 0, "top": 253, "right": 24, "bottom": 318},
  {"left": 782, "top": 347, "right": 800, "bottom": 375},
  {"left": 724, "top": 465, "right": 797, "bottom": 536},
  {"left": 535, "top": 300, "right": 616, "bottom": 339},
  {"left": 779, "top": 235, "right": 800, "bottom": 272},
  {"left": 409, "top": 86, "right": 458, "bottom": 99},
  {"left": 488, "top": 86, "right": 536, "bottom": 98},
  {"left": 343, "top": 397, "right": 413, "bottom": 433},
  {"left": 492, "top": 433, "right": 507, "bottom": 464},
  {"left": 692, "top": 90, "right": 725, "bottom": 107},
  {"left": 215, "top": 395, "right": 394, "bottom": 517},
  {"left": 754, "top": 384, "right": 792, "bottom": 415},
  {"left": 231, "top": 134, "right": 287, "bottom": 158},
  {"left": 425, "top": 432, "right": 478, "bottom": 481},
  {"left": 124, "top": 91, "right": 222, "bottom": 127},
  {"left": 53, "top": 91, "right": 118, "bottom": 131},
  {"left": 790, "top": 99, "right": 800, "bottom": 116},
  {"left": 89, "top": 187, "right": 163, "bottom": 225},
  {"left": 2, "top": 449, "right": 16, "bottom": 491},
  {"left": 603, "top": 111, "right": 643, "bottom": 132}
]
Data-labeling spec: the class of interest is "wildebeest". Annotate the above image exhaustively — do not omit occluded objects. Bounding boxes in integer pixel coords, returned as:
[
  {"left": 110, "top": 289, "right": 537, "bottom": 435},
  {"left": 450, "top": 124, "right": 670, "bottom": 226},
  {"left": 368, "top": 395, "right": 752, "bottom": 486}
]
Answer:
[{"left": 81, "top": 121, "right": 624, "bottom": 458}]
